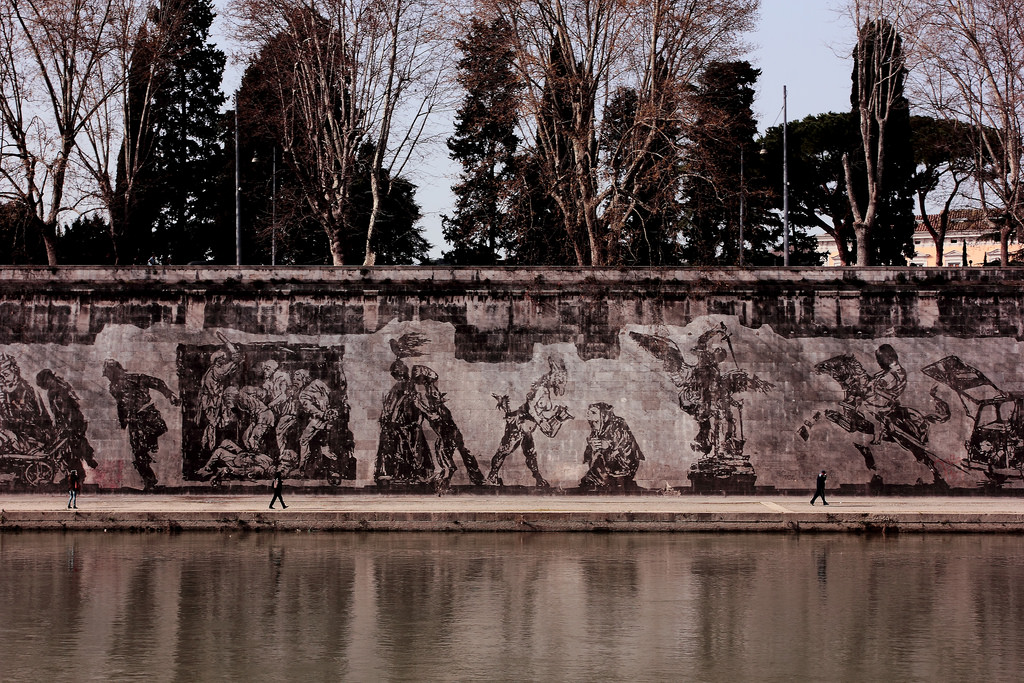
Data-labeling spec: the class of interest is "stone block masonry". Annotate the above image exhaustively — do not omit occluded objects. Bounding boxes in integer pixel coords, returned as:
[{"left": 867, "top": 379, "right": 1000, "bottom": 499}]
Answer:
[{"left": 1, "top": 266, "right": 1023, "bottom": 495}]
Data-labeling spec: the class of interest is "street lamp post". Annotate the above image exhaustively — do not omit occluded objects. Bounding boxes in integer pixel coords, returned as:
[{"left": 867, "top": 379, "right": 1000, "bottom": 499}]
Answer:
[
  {"left": 234, "top": 94, "right": 241, "bottom": 266},
  {"left": 782, "top": 85, "right": 790, "bottom": 267},
  {"left": 739, "top": 146, "right": 745, "bottom": 267}
]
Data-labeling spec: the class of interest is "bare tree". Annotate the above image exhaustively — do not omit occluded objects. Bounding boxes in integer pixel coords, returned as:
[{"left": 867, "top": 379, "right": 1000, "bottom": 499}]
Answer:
[
  {"left": 913, "top": 0, "right": 1024, "bottom": 265},
  {"left": 231, "top": 0, "right": 450, "bottom": 266},
  {"left": 77, "top": 0, "right": 184, "bottom": 264},
  {"left": 841, "top": 0, "right": 920, "bottom": 266},
  {"left": 0, "top": 0, "right": 117, "bottom": 265},
  {"left": 909, "top": 115, "right": 975, "bottom": 266},
  {"left": 486, "top": 0, "right": 758, "bottom": 266}
]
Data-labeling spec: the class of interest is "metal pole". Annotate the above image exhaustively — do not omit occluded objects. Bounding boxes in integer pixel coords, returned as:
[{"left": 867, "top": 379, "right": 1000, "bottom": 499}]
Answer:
[
  {"left": 272, "top": 146, "right": 277, "bottom": 266},
  {"left": 739, "top": 146, "right": 745, "bottom": 267},
  {"left": 783, "top": 85, "right": 789, "bottom": 267},
  {"left": 234, "top": 94, "right": 241, "bottom": 266}
]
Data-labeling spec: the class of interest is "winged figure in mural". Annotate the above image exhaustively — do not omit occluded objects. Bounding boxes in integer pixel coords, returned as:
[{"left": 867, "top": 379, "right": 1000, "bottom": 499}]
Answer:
[
  {"left": 814, "top": 344, "right": 956, "bottom": 486},
  {"left": 630, "top": 325, "right": 772, "bottom": 493},
  {"left": 389, "top": 333, "right": 430, "bottom": 359},
  {"left": 631, "top": 325, "right": 773, "bottom": 458}
]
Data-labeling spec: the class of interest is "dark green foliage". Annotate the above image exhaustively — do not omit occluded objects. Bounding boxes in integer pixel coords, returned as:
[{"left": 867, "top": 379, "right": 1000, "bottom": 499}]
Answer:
[
  {"left": 680, "top": 61, "right": 787, "bottom": 265},
  {"left": 501, "top": 151, "right": 576, "bottom": 266},
  {"left": 443, "top": 17, "right": 521, "bottom": 265},
  {"left": 59, "top": 215, "right": 116, "bottom": 265},
  {"left": 761, "top": 113, "right": 858, "bottom": 265},
  {"left": 0, "top": 201, "right": 47, "bottom": 264},
  {"left": 147, "top": 0, "right": 227, "bottom": 264},
  {"left": 601, "top": 84, "right": 684, "bottom": 266}
]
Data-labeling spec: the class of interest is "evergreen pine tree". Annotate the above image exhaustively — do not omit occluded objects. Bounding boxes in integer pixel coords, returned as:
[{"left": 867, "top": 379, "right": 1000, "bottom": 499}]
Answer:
[
  {"left": 442, "top": 17, "right": 522, "bottom": 265},
  {"left": 680, "top": 61, "right": 780, "bottom": 265},
  {"left": 148, "top": 0, "right": 226, "bottom": 264}
]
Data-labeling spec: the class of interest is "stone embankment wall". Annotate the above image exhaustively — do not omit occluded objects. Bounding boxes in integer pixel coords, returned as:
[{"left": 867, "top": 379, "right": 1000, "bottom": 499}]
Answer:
[{"left": 1, "top": 266, "right": 1022, "bottom": 494}]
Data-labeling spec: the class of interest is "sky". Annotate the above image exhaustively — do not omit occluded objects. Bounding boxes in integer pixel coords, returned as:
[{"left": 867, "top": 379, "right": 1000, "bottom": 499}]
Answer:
[{"left": 214, "top": 0, "right": 857, "bottom": 259}]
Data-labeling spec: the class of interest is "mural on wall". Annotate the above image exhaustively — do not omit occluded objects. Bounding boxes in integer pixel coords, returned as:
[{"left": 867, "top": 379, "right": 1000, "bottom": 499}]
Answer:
[
  {"left": 102, "top": 359, "right": 180, "bottom": 491},
  {"left": 5, "top": 297, "right": 1024, "bottom": 494},
  {"left": 922, "top": 355, "right": 1024, "bottom": 485},
  {"left": 177, "top": 338, "right": 356, "bottom": 486},
  {"left": 578, "top": 402, "right": 645, "bottom": 491},
  {"left": 486, "top": 356, "right": 574, "bottom": 488},
  {"left": 374, "top": 333, "right": 486, "bottom": 490},
  {"left": 811, "top": 345, "right": 958, "bottom": 487},
  {"left": 1, "top": 354, "right": 90, "bottom": 488},
  {"left": 630, "top": 324, "right": 773, "bottom": 492}
]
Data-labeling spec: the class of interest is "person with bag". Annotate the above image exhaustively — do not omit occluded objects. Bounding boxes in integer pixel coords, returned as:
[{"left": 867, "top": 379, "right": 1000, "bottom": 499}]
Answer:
[{"left": 67, "top": 469, "right": 80, "bottom": 509}]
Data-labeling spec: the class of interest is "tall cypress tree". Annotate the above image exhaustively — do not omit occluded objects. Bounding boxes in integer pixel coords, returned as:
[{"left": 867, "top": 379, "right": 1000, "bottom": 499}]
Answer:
[
  {"left": 443, "top": 17, "right": 522, "bottom": 265},
  {"left": 148, "top": 0, "right": 226, "bottom": 264}
]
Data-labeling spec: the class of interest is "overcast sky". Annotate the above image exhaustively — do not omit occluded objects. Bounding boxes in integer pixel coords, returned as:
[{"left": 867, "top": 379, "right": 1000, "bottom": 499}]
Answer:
[{"left": 215, "top": 0, "right": 857, "bottom": 258}]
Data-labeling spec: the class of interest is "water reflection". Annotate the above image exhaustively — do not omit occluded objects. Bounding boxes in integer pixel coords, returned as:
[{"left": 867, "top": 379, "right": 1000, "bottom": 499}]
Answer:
[{"left": 1, "top": 533, "right": 1023, "bottom": 682}]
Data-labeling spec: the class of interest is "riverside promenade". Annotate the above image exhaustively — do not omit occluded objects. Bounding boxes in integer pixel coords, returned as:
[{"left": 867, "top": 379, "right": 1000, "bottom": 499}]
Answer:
[{"left": 2, "top": 492, "right": 1024, "bottom": 532}]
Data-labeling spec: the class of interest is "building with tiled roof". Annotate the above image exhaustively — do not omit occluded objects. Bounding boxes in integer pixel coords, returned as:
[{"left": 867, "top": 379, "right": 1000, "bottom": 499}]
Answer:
[{"left": 815, "top": 209, "right": 1021, "bottom": 266}]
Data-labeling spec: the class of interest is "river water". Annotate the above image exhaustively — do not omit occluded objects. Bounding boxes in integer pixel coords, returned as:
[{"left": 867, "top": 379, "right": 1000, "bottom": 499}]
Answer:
[{"left": 1, "top": 532, "right": 1021, "bottom": 682}]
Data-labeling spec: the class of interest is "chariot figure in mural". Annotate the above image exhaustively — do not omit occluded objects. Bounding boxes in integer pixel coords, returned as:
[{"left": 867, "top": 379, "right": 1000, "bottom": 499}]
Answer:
[
  {"left": 921, "top": 355, "right": 1024, "bottom": 485},
  {"left": 578, "top": 402, "right": 644, "bottom": 491},
  {"left": 0, "top": 353, "right": 70, "bottom": 488},
  {"left": 0, "top": 353, "right": 52, "bottom": 454},
  {"left": 630, "top": 324, "right": 773, "bottom": 492},
  {"left": 813, "top": 344, "right": 954, "bottom": 487},
  {"left": 486, "top": 356, "right": 573, "bottom": 488},
  {"left": 103, "top": 359, "right": 180, "bottom": 491}
]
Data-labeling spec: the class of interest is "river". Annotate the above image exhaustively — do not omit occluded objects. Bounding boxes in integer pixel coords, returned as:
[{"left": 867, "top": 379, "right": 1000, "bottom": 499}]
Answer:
[{"left": 1, "top": 532, "right": 1021, "bottom": 682}]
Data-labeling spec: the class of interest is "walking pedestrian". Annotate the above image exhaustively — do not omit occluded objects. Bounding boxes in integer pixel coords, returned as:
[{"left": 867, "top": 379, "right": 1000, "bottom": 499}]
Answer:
[
  {"left": 810, "top": 469, "right": 828, "bottom": 505},
  {"left": 269, "top": 471, "right": 287, "bottom": 509},
  {"left": 67, "top": 469, "right": 80, "bottom": 509}
]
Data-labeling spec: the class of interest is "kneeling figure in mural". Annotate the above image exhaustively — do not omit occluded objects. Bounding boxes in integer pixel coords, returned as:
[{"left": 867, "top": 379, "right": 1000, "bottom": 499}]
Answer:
[{"left": 579, "top": 402, "right": 644, "bottom": 491}]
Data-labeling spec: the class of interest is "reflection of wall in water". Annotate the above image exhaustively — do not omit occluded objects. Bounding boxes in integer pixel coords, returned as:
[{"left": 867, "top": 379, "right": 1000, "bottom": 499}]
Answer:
[{"left": 1, "top": 267, "right": 1023, "bottom": 493}]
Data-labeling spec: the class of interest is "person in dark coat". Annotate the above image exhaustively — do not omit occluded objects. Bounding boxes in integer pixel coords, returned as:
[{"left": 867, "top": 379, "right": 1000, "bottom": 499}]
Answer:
[
  {"left": 810, "top": 469, "right": 829, "bottom": 505},
  {"left": 67, "top": 469, "right": 80, "bottom": 509},
  {"left": 269, "top": 471, "right": 287, "bottom": 509}
]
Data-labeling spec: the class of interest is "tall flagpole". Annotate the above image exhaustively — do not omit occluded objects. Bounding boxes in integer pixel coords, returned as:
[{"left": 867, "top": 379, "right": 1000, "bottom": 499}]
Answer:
[{"left": 783, "top": 85, "right": 790, "bottom": 266}]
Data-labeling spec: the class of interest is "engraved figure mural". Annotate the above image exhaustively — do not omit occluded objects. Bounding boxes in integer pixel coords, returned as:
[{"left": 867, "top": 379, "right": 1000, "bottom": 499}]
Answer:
[
  {"left": 578, "top": 402, "right": 644, "bottom": 491},
  {"left": 922, "top": 355, "right": 1024, "bottom": 485},
  {"left": 813, "top": 344, "right": 955, "bottom": 487},
  {"left": 0, "top": 354, "right": 74, "bottom": 488},
  {"left": 486, "top": 356, "right": 573, "bottom": 488},
  {"left": 36, "top": 369, "right": 97, "bottom": 483},
  {"left": 411, "top": 365, "right": 485, "bottom": 489},
  {"left": 179, "top": 341, "right": 355, "bottom": 486},
  {"left": 103, "top": 359, "right": 181, "bottom": 491},
  {"left": 374, "top": 334, "right": 433, "bottom": 486},
  {"left": 631, "top": 324, "right": 773, "bottom": 492}
]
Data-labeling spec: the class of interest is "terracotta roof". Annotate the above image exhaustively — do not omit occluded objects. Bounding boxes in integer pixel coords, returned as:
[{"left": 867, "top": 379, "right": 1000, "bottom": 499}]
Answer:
[{"left": 914, "top": 209, "right": 991, "bottom": 235}]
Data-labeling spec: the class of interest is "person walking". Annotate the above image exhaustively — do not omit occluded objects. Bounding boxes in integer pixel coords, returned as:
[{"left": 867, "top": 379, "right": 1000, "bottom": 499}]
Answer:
[
  {"left": 269, "top": 471, "right": 287, "bottom": 509},
  {"left": 810, "top": 469, "right": 828, "bottom": 505},
  {"left": 67, "top": 469, "right": 80, "bottom": 509}
]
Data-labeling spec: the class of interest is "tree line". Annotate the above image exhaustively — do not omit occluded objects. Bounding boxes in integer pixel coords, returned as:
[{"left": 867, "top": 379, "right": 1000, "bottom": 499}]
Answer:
[{"left": 1, "top": 0, "right": 1021, "bottom": 267}]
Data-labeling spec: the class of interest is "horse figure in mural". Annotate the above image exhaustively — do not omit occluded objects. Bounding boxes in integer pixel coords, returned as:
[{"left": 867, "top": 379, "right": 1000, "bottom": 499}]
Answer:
[{"left": 814, "top": 345, "right": 955, "bottom": 486}]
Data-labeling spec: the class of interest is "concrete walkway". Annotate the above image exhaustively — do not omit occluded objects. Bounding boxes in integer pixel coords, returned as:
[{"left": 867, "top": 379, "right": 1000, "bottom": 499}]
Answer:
[{"left": 3, "top": 493, "right": 1024, "bottom": 532}]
